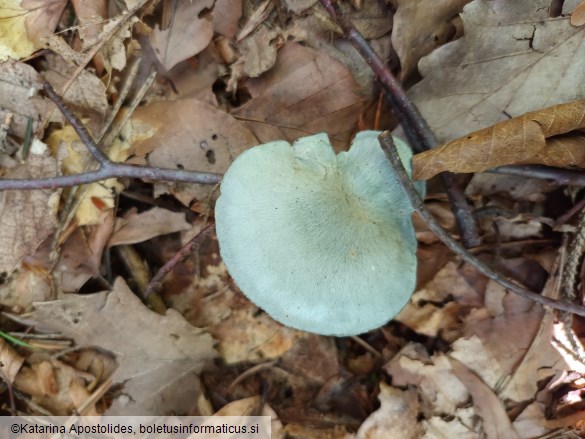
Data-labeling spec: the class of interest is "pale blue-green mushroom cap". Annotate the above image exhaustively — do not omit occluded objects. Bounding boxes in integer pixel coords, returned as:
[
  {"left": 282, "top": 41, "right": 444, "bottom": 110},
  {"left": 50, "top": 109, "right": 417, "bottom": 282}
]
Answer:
[{"left": 215, "top": 131, "right": 423, "bottom": 336}]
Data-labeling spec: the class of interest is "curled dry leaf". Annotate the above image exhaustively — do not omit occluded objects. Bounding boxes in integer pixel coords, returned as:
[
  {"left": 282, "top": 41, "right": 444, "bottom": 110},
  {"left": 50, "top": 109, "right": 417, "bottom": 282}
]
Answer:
[
  {"left": 0, "top": 338, "right": 25, "bottom": 384},
  {"left": 108, "top": 207, "right": 191, "bottom": 247},
  {"left": 150, "top": 0, "right": 214, "bottom": 72},
  {"left": 413, "top": 100, "right": 585, "bottom": 180}
]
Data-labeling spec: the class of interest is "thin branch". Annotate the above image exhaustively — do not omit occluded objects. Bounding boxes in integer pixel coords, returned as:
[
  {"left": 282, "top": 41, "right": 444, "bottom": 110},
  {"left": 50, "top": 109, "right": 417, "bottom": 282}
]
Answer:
[
  {"left": 319, "top": 0, "right": 480, "bottom": 248},
  {"left": 143, "top": 223, "right": 215, "bottom": 299},
  {"left": 491, "top": 165, "right": 585, "bottom": 186},
  {"left": 378, "top": 131, "right": 585, "bottom": 318},
  {"left": 0, "top": 83, "right": 223, "bottom": 191},
  {"left": 43, "top": 83, "right": 109, "bottom": 164}
]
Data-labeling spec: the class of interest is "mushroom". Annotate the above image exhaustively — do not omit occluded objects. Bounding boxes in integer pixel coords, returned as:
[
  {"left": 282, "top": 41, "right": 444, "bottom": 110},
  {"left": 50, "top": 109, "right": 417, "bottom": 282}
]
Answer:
[{"left": 215, "top": 131, "right": 424, "bottom": 336}]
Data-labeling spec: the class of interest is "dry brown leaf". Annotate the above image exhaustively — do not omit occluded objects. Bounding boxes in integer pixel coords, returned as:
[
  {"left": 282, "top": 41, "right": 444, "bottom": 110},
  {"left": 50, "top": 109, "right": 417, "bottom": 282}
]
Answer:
[
  {"left": 571, "top": 0, "right": 585, "bottom": 26},
  {"left": 214, "top": 396, "right": 285, "bottom": 437},
  {"left": 108, "top": 207, "right": 191, "bottom": 247},
  {"left": 392, "top": 0, "right": 471, "bottom": 80},
  {"left": 15, "top": 361, "right": 58, "bottom": 397},
  {"left": 236, "top": 26, "right": 278, "bottom": 78},
  {"left": 343, "top": 0, "right": 392, "bottom": 39},
  {"left": 150, "top": 0, "right": 214, "bottom": 71},
  {"left": 356, "top": 382, "right": 422, "bottom": 439},
  {"left": 232, "top": 43, "right": 365, "bottom": 151},
  {"left": 213, "top": 0, "right": 242, "bottom": 38},
  {"left": 282, "top": 0, "right": 317, "bottom": 14},
  {"left": 449, "top": 357, "right": 520, "bottom": 439},
  {"left": 43, "top": 55, "right": 108, "bottom": 120},
  {"left": 0, "top": 150, "right": 59, "bottom": 274},
  {"left": 413, "top": 100, "right": 585, "bottom": 179},
  {"left": 396, "top": 261, "right": 483, "bottom": 339},
  {"left": 30, "top": 278, "right": 217, "bottom": 415},
  {"left": 14, "top": 357, "right": 95, "bottom": 415},
  {"left": 194, "top": 277, "right": 307, "bottom": 364},
  {"left": 409, "top": 0, "right": 585, "bottom": 144},
  {"left": 385, "top": 345, "right": 470, "bottom": 415},
  {"left": 130, "top": 97, "right": 257, "bottom": 205},
  {"left": 416, "top": 243, "right": 453, "bottom": 288},
  {"left": 70, "top": 0, "right": 119, "bottom": 74},
  {"left": 56, "top": 211, "right": 114, "bottom": 292},
  {"left": 21, "top": 0, "right": 68, "bottom": 47},
  {"left": 71, "top": 0, "right": 107, "bottom": 48},
  {"left": 0, "top": 338, "right": 24, "bottom": 384},
  {"left": 0, "top": 0, "right": 35, "bottom": 60},
  {"left": 0, "top": 61, "right": 60, "bottom": 137}
]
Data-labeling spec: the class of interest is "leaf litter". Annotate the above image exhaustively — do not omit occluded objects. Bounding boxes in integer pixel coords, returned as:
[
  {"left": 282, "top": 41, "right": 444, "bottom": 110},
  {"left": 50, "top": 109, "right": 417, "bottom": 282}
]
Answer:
[{"left": 1, "top": 0, "right": 585, "bottom": 437}]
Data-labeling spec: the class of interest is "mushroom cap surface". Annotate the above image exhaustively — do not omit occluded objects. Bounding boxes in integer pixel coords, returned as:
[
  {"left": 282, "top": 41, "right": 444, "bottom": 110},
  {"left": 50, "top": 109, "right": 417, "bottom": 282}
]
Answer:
[{"left": 215, "top": 131, "right": 422, "bottom": 336}]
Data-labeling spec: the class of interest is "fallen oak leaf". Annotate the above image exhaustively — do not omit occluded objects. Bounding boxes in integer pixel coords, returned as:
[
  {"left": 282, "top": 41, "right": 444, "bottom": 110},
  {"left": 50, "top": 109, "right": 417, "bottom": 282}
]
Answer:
[
  {"left": 30, "top": 278, "right": 217, "bottom": 415},
  {"left": 413, "top": 99, "right": 585, "bottom": 180}
]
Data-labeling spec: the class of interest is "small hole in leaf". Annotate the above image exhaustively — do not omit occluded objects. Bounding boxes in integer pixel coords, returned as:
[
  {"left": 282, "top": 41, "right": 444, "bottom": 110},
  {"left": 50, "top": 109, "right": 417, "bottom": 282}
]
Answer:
[
  {"left": 206, "top": 149, "right": 216, "bottom": 164},
  {"left": 177, "top": 164, "right": 184, "bottom": 170},
  {"left": 211, "top": 134, "right": 218, "bottom": 140}
]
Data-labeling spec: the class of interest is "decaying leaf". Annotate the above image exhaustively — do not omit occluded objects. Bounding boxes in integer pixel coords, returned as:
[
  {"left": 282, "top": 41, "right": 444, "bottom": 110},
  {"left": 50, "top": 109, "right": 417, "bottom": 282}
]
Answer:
[
  {"left": 413, "top": 100, "right": 585, "bottom": 179},
  {"left": 43, "top": 55, "right": 108, "bottom": 120},
  {"left": 0, "top": 0, "right": 36, "bottom": 60},
  {"left": 55, "top": 211, "right": 114, "bottom": 292},
  {"left": 108, "top": 207, "right": 191, "bottom": 247},
  {"left": 30, "top": 278, "right": 217, "bottom": 415},
  {"left": 0, "top": 338, "right": 25, "bottom": 384},
  {"left": 392, "top": 0, "right": 471, "bottom": 80},
  {"left": 232, "top": 43, "right": 365, "bottom": 150},
  {"left": 150, "top": 0, "right": 214, "bottom": 72},
  {"left": 450, "top": 357, "right": 520, "bottom": 439},
  {"left": 0, "top": 61, "right": 61, "bottom": 137},
  {"left": 0, "top": 148, "right": 59, "bottom": 274},
  {"left": 356, "top": 382, "right": 421, "bottom": 439},
  {"left": 130, "top": 97, "right": 257, "bottom": 206},
  {"left": 409, "top": 0, "right": 585, "bottom": 144}
]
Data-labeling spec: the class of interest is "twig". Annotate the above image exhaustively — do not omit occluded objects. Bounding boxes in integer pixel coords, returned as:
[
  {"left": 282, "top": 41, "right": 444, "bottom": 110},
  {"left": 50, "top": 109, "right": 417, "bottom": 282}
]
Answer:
[
  {"left": 36, "top": 0, "right": 156, "bottom": 138},
  {"left": 491, "top": 165, "right": 585, "bottom": 187},
  {"left": 43, "top": 83, "right": 109, "bottom": 165},
  {"left": 143, "top": 223, "right": 215, "bottom": 299},
  {"left": 378, "top": 131, "right": 585, "bottom": 317},
  {"left": 0, "top": 85, "right": 222, "bottom": 191},
  {"left": 319, "top": 0, "right": 480, "bottom": 248}
]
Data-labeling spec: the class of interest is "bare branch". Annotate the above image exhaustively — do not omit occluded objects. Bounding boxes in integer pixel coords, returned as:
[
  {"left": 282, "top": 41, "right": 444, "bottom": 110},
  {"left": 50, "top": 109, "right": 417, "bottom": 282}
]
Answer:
[
  {"left": 42, "top": 82, "right": 109, "bottom": 165},
  {"left": 319, "top": 0, "right": 481, "bottom": 248},
  {"left": 378, "top": 131, "right": 585, "bottom": 318}
]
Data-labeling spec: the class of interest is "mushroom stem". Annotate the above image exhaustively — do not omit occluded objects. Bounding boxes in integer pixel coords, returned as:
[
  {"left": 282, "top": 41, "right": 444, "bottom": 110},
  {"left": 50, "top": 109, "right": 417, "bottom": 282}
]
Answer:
[{"left": 378, "top": 131, "right": 585, "bottom": 318}]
